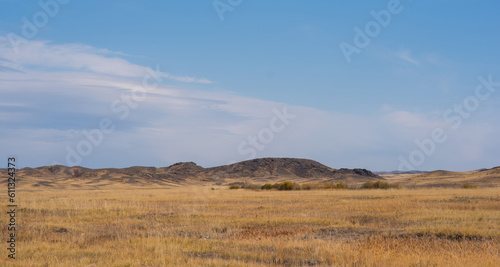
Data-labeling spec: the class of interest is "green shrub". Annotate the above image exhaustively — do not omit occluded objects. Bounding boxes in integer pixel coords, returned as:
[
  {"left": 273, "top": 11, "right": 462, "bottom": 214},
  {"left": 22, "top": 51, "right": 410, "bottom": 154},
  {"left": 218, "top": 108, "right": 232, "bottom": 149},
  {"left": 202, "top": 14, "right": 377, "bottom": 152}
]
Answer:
[
  {"left": 461, "top": 183, "right": 478, "bottom": 189},
  {"left": 321, "top": 182, "right": 335, "bottom": 189},
  {"left": 362, "top": 180, "right": 400, "bottom": 189},
  {"left": 300, "top": 182, "right": 349, "bottom": 190},
  {"left": 235, "top": 181, "right": 352, "bottom": 190},
  {"left": 261, "top": 183, "right": 274, "bottom": 190},
  {"left": 362, "top": 181, "right": 374, "bottom": 189},
  {"left": 277, "top": 181, "right": 300, "bottom": 190},
  {"left": 373, "top": 181, "right": 391, "bottom": 189},
  {"left": 335, "top": 182, "right": 348, "bottom": 189}
]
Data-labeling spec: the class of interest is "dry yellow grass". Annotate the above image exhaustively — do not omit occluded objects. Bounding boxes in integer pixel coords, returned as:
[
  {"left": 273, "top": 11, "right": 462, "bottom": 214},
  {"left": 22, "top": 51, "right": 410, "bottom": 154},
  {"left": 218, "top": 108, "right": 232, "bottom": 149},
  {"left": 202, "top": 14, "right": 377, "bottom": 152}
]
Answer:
[
  {"left": 381, "top": 167, "right": 500, "bottom": 188},
  {"left": 1, "top": 186, "right": 499, "bottom": 266}
]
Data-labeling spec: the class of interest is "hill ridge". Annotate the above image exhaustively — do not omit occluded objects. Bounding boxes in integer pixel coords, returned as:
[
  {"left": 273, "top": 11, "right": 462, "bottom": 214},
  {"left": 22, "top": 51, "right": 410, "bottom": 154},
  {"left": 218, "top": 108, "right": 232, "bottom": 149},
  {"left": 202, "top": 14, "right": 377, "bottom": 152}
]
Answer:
[{"left": 3, "top": 157, "right": 381, "bottom": 187}]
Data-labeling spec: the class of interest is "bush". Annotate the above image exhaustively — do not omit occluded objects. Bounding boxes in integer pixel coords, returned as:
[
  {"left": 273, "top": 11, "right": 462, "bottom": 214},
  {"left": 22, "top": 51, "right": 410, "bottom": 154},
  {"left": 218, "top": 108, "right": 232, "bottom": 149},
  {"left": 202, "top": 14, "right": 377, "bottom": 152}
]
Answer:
[
  {"left": 461, "top": 183, "right": 478, "bottom": 189},
  {"left": 277, "top": 181, "right": 300, "bottom": 190},
  {"left": 335, "top": 182, "right": 348, "bottom": 189},
  {"left": 243, "top": 184, "right": 260, "bottom": 190},
  {"left": 362, "top": 181, "right": 374, "bottom": 189},
  {"left": 373, "top": 181, "right": 391, "bottom": 189},
  {"left": 362, "top": 180, "right": 400, "bottom": 189},
  {"left": 322, "top": 182, "right": 335, "bottom": 189},
  {"left": 261, "top": 183, "right": 274, "bottom": 190},
  {"left": 240, "top": 181, "right": 352, "bottom": 191},
  {"left": 301, "top": 183, "right": 313, "bottom": 190}
]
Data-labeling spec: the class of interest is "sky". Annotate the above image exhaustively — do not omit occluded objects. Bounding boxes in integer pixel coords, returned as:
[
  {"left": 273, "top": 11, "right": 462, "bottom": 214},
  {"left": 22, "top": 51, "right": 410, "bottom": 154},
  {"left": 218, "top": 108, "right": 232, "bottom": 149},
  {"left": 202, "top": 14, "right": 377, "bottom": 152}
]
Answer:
[{"left": 0, "top": 0, "right": 499, "bottom": 171}]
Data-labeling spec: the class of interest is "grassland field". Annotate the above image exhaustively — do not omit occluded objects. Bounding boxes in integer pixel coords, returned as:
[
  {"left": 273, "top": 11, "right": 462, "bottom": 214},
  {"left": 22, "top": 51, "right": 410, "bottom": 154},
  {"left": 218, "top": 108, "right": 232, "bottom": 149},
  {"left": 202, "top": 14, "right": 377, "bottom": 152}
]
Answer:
[{"left": 1, "top": 185, "right": 499, "bottom": 266}]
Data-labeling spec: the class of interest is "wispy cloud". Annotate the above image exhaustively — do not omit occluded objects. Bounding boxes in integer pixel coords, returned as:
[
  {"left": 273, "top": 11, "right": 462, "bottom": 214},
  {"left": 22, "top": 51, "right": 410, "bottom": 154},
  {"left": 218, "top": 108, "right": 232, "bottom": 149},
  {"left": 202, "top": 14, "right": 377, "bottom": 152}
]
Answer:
[
  {"left": 0, "top": 65, "right": 23, "bottom": 73},
  {"left": 384, "top": 110, "right": 443, "bottom": 129},
  {"left": 0, "top": 37, "right": 213, "bottom": 84},
  {"left": 394, "top": 49, "right": 419, "bottom": 65}
]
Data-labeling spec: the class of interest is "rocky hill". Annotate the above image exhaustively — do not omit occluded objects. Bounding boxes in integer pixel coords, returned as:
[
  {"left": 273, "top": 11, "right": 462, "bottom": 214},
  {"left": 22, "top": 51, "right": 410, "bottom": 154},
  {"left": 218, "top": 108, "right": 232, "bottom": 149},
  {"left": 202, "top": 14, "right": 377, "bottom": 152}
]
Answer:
[
  {"left": 205, "top": 158, "right": 379, "bottom": 180},
  {"left": 1, "top": 158, "right": 381, "bottom": 188}
]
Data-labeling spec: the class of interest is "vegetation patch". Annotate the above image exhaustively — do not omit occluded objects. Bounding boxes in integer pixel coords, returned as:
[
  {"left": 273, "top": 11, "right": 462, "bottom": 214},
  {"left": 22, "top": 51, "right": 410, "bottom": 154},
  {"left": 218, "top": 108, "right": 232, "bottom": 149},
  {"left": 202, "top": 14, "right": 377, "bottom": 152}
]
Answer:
[
  {"left": 361, "top": 180, "right": 401, "bottom": 189},
  {"left": 232, "top": 180, "right": 404, "bottom": 190},
  {"left": 462, "top": 182, "right": 478, "bottom": 189},
  {"left": 396, "top": 232, "right": 493, "bottom": 241},
  {"left": 231, "top": 181, "right": 354, "bottom": 191}
]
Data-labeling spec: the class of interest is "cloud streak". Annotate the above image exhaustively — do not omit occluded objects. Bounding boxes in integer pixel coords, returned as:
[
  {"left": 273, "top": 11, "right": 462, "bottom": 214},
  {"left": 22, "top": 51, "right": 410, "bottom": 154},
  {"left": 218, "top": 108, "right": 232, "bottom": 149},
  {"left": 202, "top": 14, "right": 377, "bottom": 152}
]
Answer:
[
  {"left": 0, "top": 37, "right": 498, "bottom": 172},
  {"left": 394, "top": 49, "right": 419, "bottom": 65},
  {"left": 0, "top": 37, "right": 213, "bottom": 84}
]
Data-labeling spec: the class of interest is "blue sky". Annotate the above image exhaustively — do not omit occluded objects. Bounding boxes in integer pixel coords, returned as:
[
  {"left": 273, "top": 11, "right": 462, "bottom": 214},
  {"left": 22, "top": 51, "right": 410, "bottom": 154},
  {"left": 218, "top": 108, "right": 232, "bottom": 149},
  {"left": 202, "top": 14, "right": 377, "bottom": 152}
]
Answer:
[{"left": 1, "top": 0, "right": 499, "bottom": 171}]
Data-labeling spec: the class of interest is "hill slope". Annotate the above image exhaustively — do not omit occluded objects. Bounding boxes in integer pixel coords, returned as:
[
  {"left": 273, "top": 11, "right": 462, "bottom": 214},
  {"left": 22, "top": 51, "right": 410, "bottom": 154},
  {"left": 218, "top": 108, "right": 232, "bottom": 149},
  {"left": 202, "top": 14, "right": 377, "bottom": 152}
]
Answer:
[
  {"left": 1, "top": 158, "right": 381, "bottom": 189},
  {"left": 205, "top": 158, "right": 379, "bottom": 181},
  {"left": 382, "top": 166, "right": 500, "bottom": 188}
]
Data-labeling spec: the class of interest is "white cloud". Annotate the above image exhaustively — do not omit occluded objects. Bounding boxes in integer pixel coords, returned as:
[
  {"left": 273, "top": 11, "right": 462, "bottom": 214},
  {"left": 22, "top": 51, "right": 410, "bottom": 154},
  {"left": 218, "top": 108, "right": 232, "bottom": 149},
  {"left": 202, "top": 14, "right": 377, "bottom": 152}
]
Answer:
[
  {"left": 0, "top": 102, "right": 27, "bottom": 107},
  {"left": 385, "top": 110, "right": 439, "bottom": 129},
  {"left": 394, "top": 49, "right": 419, "bottom": 65},
  {"left": 0, "top": 37, "right": 498, "bottom": 171},
  {"left": 0, "top": 37, "right": 212, "bottom": 84}
]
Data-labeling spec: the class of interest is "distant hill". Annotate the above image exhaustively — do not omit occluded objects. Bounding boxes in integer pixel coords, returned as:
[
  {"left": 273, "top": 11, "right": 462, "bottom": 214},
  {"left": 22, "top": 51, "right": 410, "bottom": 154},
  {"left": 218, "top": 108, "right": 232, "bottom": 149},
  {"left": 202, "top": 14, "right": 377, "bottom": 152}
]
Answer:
[
  {"left": 374, "top": 170, "right": 428, "bottom": 175},
  {"left": 0, "top": 158, "right": 381, "bottom": 189},
  {"left": 205, "top": 158, "right": 379, "bottom": 180},
  {"left": 6, "top": 160, "right": 498, "bottom": 189},
  {"left": 390, "top": 166, "right": 500, "bottom": 188}
]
